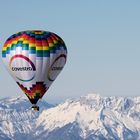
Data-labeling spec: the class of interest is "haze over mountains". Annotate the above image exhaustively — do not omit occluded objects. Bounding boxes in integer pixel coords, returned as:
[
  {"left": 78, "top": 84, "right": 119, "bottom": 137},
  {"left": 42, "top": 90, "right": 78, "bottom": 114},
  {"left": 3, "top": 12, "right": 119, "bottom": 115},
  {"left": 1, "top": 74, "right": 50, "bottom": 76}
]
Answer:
[{"left": 0, "top": 94, "right": 139, "bottom": 140}]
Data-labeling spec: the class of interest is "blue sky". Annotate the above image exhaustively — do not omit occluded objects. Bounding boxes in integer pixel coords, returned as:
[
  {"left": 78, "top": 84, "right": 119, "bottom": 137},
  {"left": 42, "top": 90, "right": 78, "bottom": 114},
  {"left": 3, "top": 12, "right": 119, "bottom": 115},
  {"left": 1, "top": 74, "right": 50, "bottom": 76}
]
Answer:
[{"left": 0, "top": 0, "right": 140, "bottom": 103}]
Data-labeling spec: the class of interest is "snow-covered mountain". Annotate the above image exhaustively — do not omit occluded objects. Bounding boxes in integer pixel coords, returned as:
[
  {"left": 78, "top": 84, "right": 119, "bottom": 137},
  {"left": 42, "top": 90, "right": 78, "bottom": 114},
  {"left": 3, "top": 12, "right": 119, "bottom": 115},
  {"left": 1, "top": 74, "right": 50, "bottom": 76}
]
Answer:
[{"left": 0, "top": 94, "right": 139, "bottom": 140}]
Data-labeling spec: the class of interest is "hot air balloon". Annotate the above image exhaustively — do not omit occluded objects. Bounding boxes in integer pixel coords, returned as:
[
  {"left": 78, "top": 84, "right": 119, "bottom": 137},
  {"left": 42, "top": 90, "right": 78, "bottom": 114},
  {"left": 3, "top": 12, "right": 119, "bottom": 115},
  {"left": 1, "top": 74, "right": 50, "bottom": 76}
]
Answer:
[{"left": 2, "top": 30, "right": 67, "bottom": 111}]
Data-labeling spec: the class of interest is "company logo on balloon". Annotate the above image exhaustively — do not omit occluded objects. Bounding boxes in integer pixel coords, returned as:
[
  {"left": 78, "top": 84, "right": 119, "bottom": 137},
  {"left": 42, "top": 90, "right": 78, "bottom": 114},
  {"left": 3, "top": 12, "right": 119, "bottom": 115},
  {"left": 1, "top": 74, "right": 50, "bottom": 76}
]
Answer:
[
  {"left": 51, "top": 66, "right": 63, "bottom": 71},
  {"left": 9, "top": 55, "right": 36, "bottom": 82},
  {"left": 48, "top": 54, "right": 67, "bottom": 82},
  {"left": 12, "top": 67, "right": 33, "bottom": 71}
]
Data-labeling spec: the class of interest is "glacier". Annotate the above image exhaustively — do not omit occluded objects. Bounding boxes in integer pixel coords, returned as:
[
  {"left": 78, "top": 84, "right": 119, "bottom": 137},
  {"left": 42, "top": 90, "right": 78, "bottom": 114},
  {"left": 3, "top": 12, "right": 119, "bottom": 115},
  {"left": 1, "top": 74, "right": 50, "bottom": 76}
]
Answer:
[{"left": 0, "top": 94, "right": 139, "bottom": 140}]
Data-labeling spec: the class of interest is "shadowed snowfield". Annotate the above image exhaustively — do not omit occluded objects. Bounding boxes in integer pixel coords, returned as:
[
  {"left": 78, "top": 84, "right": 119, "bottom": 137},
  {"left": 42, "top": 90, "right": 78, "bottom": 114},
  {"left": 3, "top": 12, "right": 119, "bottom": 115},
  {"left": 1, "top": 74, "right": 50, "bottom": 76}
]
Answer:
[{"left": 0, "top": 94, "right": 139, "bottom": 140}]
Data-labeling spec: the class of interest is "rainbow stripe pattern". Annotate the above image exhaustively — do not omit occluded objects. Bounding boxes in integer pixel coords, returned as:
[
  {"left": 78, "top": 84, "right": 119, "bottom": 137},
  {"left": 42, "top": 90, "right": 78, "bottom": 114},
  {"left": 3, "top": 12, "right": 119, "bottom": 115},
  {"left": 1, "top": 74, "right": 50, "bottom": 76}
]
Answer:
[{"left": 2, "top": 30, "right": 67, "bottom": 58}]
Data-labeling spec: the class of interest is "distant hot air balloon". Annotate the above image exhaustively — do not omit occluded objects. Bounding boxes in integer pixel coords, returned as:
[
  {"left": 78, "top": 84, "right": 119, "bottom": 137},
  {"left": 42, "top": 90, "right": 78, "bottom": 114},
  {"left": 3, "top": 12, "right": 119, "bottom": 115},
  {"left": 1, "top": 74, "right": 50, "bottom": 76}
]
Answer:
[{"left": 2, "top": 30, "right": 67, "bottom": 111}]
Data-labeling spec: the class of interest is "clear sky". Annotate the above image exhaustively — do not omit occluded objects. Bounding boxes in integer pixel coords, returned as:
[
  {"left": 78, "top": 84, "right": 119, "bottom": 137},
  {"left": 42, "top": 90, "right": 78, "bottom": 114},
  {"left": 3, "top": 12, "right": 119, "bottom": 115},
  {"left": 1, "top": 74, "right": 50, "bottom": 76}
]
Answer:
[{"left": 0, "top": 0, "right": 140, "bottom": 103}]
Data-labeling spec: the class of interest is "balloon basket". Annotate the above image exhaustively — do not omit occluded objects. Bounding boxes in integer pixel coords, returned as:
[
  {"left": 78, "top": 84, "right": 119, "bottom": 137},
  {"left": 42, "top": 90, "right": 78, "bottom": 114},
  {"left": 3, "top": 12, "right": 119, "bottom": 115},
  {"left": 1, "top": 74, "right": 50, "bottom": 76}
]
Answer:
[{"left": 31, "top": 105, "right": 39, "bottom": 111}]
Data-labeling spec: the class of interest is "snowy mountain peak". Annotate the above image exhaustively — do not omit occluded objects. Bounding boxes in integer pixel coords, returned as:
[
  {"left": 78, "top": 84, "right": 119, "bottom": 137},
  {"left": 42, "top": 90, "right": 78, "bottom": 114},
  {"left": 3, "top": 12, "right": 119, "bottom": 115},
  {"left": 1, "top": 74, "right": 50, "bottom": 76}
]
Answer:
[
  {"left": 0, "top": 94, "right": 139, "bottom": 140},
  {"left": 0, "top": 96, "right": 53, "bottom": 111},
  {"left": 37, "top": 94, "right": 140, "bottom": 140}
]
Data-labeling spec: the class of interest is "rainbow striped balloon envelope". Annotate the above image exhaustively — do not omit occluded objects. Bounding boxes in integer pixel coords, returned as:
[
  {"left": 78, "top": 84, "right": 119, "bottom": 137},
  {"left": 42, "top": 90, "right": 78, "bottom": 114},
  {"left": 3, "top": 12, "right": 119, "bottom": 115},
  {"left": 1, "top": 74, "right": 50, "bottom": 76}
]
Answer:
[{"left": 2, "top": 30, "right": 67, "bottom": 110}]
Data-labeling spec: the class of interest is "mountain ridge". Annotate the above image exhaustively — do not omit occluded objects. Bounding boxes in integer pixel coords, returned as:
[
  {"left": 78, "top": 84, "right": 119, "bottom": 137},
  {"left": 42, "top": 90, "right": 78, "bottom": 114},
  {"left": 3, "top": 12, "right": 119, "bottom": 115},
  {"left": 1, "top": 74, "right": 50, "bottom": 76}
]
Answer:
[{"left": 0, "top": 94, "right": 139, "bottom": 140}]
